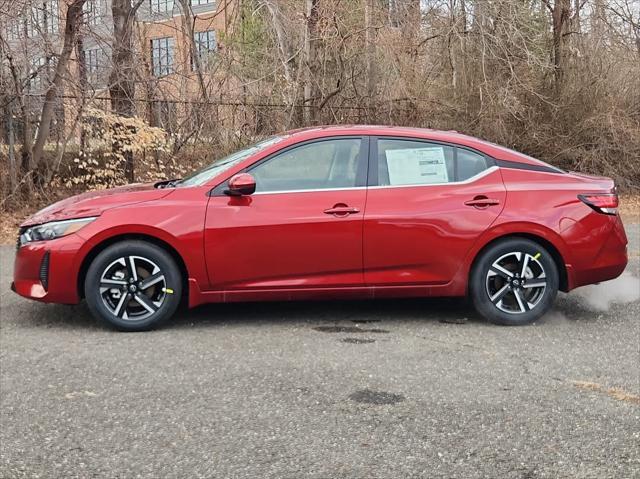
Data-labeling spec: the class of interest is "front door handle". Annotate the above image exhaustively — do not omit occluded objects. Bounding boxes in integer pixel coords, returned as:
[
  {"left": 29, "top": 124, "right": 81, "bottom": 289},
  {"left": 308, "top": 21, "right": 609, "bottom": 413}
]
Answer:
[
  {"left": 464, "top": 196, "right": 500, "bottom": 208},
  {"left": 324, "top": 204, "right": 360, "bottom": 217}
]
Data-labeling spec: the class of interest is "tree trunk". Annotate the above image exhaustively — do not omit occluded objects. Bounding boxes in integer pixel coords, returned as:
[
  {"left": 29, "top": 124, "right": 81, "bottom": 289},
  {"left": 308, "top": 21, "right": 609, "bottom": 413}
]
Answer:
[
  {"left": 178, "top": 0, "right": 210, "bottom": 103},
  {"left": 550, "top": 0, "right": 571, "bottom": 89},
  {"left": 76, "top": 31, "right": 88, "bottom": 154},
  {"left": 110, "top": 0, "right": 144, "bottom": 182},
  {"left": 364, "top": 0, "right": 376, "bottom": 121},
  {"left": 6, "top": 99, "right": 17, "bottom": 191},
  {"left": 260, "top": 0, "right": 299, "bottom": 125},
  {"left": 31, "top": 0, "right": 86, "bottom": 172},
  {"left": 303, "top": 0, "right": 320, "bottom": 124}
]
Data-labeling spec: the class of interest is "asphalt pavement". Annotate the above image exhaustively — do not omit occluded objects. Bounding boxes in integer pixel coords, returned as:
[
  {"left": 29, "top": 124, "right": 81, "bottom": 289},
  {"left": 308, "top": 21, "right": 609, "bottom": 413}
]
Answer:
[{"left": 1, "top": 225, "right": 639, "bottom": 478}]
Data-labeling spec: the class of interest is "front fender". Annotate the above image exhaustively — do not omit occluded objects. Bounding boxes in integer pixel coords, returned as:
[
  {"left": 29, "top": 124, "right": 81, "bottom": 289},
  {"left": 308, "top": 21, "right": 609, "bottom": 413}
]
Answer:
[{"left": 72, "top": 200, "right": 209, "bottom": 293}]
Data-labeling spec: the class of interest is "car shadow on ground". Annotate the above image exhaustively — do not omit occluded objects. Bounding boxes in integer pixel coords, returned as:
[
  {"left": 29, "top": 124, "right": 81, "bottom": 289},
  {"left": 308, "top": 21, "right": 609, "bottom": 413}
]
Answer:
[
  {"left": 10, "top": 288, "right": 622, "bottom": 332},
  {"left": 170, "top": 296, "right": 481, "bottom": 330},
  {"left": 9, "top": 296, "right": 489, "bottom": 332}
]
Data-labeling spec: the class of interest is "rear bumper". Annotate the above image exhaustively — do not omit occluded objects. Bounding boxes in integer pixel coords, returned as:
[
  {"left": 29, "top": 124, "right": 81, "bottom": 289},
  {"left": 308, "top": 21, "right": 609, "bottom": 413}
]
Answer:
[
  {"left": 12, "top": 234, "right": 84, "bottom": 304},
  {"left": 568, "top": 215, "right": 628, "bottom": 290}
]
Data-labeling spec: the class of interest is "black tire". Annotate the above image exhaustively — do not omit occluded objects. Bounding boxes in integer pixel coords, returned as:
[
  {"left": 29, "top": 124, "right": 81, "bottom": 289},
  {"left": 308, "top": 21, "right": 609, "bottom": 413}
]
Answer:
[
  {"left": 470, "top": 238, "right": 559, "bottom": 326},
  {"left": 84, "top": 240, "right": 182, "bottom": 331}
]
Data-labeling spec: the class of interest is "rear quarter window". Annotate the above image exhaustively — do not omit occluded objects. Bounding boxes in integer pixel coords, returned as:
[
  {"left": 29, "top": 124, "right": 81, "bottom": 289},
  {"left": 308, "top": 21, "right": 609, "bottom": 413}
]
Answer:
[{"left": 457, "top": 148, "right": 488, "bottom": 181}]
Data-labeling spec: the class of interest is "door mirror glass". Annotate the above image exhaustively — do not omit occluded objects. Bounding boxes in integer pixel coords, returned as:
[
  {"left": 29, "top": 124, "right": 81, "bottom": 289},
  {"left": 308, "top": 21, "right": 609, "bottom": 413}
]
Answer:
[{"left": 225, "top": 173, "right": 256, "bottom": 196}]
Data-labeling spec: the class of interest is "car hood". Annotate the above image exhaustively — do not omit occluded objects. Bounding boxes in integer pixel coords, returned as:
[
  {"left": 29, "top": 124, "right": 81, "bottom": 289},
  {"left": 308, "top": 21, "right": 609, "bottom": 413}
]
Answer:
[{"left": 21, "top": 183, "right": 173, "bottom": 227}]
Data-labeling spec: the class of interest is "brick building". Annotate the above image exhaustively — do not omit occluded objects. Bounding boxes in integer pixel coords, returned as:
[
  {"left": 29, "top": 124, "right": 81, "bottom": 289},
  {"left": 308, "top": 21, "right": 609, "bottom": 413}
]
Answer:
[{"left": 2, "top": 0, "right": 235, "bottom": 135}]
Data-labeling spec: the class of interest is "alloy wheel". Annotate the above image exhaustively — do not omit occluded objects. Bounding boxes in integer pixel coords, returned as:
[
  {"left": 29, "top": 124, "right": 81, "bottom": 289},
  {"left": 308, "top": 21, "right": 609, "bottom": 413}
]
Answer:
[
  {"left": 485, "top": 251, "right": 547, "bottom": 314},
  {"left": 99, "top": 255, "right": 167, "bottom": 321}
]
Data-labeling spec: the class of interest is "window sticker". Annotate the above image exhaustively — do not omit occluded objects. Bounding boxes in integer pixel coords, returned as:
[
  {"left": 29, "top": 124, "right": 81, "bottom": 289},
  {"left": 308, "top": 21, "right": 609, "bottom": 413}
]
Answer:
[{"left": 385, "top": 147, "right": 449, "bottom": 185}]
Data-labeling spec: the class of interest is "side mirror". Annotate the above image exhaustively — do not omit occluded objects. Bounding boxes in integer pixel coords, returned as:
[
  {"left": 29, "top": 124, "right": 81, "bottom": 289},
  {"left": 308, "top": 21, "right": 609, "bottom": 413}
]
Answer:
[{"left": 225, "top": 173, "right": 256, "bottom": 196}]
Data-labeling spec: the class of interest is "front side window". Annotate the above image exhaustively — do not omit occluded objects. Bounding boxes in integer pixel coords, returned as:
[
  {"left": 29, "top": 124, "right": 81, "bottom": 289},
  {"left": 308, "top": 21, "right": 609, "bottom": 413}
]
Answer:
[
  {"left": 150, "top": 0, "right": 174, "bottom": 14},
  {"left": 151, "top": 37, "right": 175, "bottom": 77},
  {"left": 250, "top": 139, "right": 363, "bottom": 193},
  {"left": 179, "top": 136, "right": 286, "bottom": 187},
  {"left": 377, "top": 138, "right": 488, "bottom": 186}
]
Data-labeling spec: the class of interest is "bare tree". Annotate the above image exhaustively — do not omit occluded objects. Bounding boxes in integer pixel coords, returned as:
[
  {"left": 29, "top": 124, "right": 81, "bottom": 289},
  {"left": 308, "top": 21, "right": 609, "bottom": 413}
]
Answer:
[
  {"left": 31, "top": 0, "right": 87, "bottom": 171},
  {"left": 109, "top": 0, "right": 145, "bottom": 181},
  {"left": 542, "top": 0, "right": 572, "bottom": 89},
  {"left": 302, "top": 0, "right": 320, "bottom": 123}
]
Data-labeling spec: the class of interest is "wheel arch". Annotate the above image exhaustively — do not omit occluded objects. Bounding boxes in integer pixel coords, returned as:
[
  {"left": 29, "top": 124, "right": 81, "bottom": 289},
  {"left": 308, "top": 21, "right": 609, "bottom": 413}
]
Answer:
[
  {"left": 77, "top": 233, "right": 190, "bottom": 300},
  {"left": 468, "top": 232, "right": 569, "bottom": 292}
]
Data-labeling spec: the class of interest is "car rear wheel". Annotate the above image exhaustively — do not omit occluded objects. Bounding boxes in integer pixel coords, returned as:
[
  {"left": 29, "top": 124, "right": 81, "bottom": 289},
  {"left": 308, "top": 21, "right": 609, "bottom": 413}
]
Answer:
[
  {"left": 85, "top": 240, "right": 182, "bottom": 331},
  {"left": 470, "top": 238, "right": 559, "bottom": 325}
]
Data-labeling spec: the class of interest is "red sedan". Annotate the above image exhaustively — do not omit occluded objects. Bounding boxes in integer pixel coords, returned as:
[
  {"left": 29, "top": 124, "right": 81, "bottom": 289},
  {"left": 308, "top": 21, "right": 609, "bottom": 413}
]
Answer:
[{"left": 12, "top": 126, "right": 628, "bottom": 331}]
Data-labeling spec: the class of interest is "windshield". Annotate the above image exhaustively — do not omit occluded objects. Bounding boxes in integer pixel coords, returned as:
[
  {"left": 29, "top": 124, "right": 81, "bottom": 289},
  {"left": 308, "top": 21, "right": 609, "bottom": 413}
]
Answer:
[{"left": 178, "top": 136, "right": 285, "bottom": 187}]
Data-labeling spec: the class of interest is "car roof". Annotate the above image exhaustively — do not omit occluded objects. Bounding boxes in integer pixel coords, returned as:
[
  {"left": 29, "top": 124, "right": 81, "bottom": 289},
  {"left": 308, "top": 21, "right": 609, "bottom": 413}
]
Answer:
[{"left": 281, "top": 125, "right": 548, "bottom": 167}]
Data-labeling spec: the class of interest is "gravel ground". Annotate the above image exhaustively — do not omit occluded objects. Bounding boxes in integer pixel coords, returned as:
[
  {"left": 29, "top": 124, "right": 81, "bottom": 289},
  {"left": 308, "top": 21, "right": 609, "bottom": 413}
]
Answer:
[{"left": 1, "top": 225, "right": 639, "bottom": 479}]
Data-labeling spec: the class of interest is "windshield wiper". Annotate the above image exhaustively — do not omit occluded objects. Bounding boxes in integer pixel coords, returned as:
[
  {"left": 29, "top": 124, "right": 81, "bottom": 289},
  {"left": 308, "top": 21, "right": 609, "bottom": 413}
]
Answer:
[{"left": 155, "top": 178, "right": 181, "bottom": 189}]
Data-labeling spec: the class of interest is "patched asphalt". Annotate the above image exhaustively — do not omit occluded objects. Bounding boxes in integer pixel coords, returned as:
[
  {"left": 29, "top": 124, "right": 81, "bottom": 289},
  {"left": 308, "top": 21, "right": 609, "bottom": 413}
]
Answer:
[{"left": 1, "top": 224, "right": 638, "bottom": 478}]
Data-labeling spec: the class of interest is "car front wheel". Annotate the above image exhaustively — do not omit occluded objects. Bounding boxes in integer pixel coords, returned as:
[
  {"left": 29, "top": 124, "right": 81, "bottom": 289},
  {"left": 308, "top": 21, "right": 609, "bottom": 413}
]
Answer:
[
  {"left": 85, "top": 240, "right": 182, "bottom": 331},
  {"left": 470, "top": 238, "right": 559, "bottom": 325}
]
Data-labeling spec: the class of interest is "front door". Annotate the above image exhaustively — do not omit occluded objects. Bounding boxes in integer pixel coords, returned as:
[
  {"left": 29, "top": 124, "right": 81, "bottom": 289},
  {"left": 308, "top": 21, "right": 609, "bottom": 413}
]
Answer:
[
  {"left": 204, "top": 137, "right": 368, "bottom": 290},
  {"left": 363, "top": 137, "right": 506, "bottom": 286}
]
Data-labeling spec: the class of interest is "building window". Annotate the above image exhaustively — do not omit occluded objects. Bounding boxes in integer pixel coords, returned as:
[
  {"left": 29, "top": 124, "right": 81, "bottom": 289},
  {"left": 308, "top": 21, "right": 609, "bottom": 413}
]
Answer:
[
  {"left": 4, "top": 20, "right": 22, "bottom": 41},
  {"left": 29, "top": 57, "right": 48, "bottom": 91},
  {"left": 150, "top": 0, "right": 174, "bottom": 14},
  {"left": 27, "top": 0, "right": 59, "bottom": 37},
  {"left": 191, "top": 0, "right": 215, "bottom": 6},
  {"left": 83, "top": 0, "right": 104, "bottom": 26},
  {"left": 193, "top": 30, "right": 217, "bottom": 70},
  {"left": 153, "top": 100, "right": 177, "bottom": 132},
  {"left": 83, "top": 48, "right": 103, "bottom": 81},
  {"left": 151, "top": 37, "right": 175, "bottom": 77}
]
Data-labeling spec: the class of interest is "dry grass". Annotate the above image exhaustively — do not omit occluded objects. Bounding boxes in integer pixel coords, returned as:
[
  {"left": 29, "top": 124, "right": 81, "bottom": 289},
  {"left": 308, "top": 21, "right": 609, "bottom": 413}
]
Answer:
[
  {"left": 0, "top": 209, "right": 31, "bottom": 245},
  {"left": 620, "top": 194, "right": 640, "bottom": 222},
  {"left": 573, "top": 381, "right": 640, "bottom": 405}
]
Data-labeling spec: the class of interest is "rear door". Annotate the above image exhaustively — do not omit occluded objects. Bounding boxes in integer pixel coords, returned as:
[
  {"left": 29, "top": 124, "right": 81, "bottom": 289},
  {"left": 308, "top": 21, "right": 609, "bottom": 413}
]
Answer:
[
  {"left": 204, "top": 137, "right": 368, "bottom": 290},
  {"left": 363, "top": 137, "right": 506, "bottom": 286}
]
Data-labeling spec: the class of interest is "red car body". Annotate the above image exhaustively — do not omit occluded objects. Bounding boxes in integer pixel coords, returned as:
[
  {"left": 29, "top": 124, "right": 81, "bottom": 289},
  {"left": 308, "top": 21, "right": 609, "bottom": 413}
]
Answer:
[{"left": 13, "top": 126, "right": 628, "bottom": 311}]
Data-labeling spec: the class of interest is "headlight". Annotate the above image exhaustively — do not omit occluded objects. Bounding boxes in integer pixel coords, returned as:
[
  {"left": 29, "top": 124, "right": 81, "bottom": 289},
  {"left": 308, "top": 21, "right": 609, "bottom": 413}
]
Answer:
[{"left": 19, "top": 217, "right": 97, "bottom": 247}]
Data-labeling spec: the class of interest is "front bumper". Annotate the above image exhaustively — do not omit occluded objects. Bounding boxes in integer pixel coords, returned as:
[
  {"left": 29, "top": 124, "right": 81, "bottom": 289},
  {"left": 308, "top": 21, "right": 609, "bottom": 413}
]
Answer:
[{"left": 12, "top": 234, "right": 85, "bottom": 304}]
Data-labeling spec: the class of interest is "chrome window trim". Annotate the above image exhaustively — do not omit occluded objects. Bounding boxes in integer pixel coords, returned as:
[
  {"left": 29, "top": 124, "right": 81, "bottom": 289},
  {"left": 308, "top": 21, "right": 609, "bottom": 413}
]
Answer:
[
  {"left": 249, "top": 166, "right": 499, "bottom": 195},
  {"left": 252, "top": 186, "right": 367, "bottom": 196}
]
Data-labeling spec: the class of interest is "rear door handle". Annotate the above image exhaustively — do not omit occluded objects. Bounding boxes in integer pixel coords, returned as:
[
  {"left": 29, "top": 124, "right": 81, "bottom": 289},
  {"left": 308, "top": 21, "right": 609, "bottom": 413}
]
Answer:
[
  {"left": 464, "top": 196, "right": 500, "bottom": 208},
  {"left": 324, "top": 204, "right": 360, "bottom": 216}
]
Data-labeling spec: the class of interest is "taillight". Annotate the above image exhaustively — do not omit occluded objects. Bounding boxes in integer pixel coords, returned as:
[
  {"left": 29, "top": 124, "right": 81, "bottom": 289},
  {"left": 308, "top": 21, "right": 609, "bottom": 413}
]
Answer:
[{"left": 578, "top": 193, "right": 619, "bottom": 215}]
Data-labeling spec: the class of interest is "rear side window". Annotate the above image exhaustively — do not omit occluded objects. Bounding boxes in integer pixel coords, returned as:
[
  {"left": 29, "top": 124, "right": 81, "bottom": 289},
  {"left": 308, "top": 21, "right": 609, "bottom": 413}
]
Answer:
[
  {"left": 376, "top": 138, "right": 489, "bottom": 186},
  {"left": 377, "top": 139, "right": 454, "bottom": 186}
]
